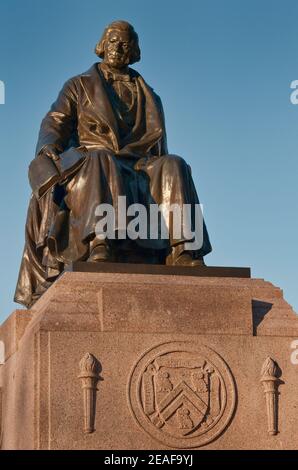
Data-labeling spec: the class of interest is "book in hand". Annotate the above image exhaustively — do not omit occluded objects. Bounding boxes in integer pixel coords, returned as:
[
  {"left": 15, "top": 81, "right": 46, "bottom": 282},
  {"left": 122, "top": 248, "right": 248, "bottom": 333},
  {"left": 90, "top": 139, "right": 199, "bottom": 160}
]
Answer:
[{"left": 28, "top": 146, "right": 87, "bottom": 198}]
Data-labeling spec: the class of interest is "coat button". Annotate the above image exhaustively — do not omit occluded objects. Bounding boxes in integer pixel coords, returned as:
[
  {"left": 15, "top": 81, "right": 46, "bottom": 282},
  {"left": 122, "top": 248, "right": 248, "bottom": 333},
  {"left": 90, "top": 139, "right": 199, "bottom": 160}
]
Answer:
[{"left": 99, "top": 124, "right": 109, "bottom": 133}]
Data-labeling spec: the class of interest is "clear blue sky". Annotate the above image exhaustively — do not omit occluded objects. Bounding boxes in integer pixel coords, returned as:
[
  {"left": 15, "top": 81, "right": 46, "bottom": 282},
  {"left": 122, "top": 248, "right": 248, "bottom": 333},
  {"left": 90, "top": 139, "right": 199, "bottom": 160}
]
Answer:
[{"left": 0, "top": 0, "right": 297, "bottom": 322}]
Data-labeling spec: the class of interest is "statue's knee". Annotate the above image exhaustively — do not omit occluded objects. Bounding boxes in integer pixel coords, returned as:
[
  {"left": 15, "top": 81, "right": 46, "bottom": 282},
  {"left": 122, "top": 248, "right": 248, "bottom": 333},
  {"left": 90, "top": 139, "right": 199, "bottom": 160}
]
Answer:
[
  {"left": 163, "top": 154, "right": 187, "bottom": 169},
  {"left": 88, "top": 148, "right": 115, "bottom": 168}
]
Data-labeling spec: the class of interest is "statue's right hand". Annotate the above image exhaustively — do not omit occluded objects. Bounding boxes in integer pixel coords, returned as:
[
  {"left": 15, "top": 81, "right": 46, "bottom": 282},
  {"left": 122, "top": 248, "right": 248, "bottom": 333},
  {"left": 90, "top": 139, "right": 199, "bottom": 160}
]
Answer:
[{"left": 39, "top": 144, "right": 61, "bottom": 162}]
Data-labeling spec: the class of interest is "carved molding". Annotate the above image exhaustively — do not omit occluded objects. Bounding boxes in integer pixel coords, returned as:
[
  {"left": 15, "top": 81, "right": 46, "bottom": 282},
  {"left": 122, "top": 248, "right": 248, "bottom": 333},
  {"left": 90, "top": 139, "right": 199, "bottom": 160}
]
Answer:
[
  {"left": 260, "top": 357, "right": 280, "bottom": 436},
  {"left": 78, "top": 353, "right": 101, "bottom": 434}
]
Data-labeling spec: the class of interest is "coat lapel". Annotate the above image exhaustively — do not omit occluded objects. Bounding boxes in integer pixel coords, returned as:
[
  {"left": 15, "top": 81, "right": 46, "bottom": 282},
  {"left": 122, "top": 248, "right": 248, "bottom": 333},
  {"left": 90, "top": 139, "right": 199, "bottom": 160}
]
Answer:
[
  {"left": 79, "top": 63, "right": 120, "bottom": 150},
  {"left": 137, "top": 76, "right": 165, "bottom": 135},
  {"left": 119, "top": 76, "right": 166, "bottom": 156}
]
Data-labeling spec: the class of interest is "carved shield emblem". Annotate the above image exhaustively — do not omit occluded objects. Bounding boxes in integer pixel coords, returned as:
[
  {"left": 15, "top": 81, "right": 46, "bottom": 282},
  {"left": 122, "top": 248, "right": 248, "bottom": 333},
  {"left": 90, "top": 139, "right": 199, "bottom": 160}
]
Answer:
[{"left": 128, "top": 342, "right": 236, "bottom": 448}]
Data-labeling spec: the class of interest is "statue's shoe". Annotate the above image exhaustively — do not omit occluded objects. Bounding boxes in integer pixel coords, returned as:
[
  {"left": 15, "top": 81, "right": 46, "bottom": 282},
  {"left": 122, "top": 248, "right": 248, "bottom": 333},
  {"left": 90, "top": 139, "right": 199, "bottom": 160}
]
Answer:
[
  {"left": 87, "top": 244, "right": 112, "bottom": 263},
  {"left": 168, "top": 252, "right": 205, "bottom": 267}
]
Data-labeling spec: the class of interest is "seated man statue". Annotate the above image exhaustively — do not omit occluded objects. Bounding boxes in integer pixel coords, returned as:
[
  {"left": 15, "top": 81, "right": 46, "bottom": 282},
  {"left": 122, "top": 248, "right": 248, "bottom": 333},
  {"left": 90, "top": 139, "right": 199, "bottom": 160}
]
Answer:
[{"left": 14, "top": 20, "right": 212, "bottom": 308}]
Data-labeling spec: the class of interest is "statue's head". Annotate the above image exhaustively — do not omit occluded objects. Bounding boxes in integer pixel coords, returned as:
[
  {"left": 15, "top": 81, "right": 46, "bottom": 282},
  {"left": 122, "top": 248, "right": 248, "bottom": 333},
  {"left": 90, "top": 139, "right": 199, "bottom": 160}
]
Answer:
[{"left": 95, "top": 21, "right": 141, "bottom": 69}]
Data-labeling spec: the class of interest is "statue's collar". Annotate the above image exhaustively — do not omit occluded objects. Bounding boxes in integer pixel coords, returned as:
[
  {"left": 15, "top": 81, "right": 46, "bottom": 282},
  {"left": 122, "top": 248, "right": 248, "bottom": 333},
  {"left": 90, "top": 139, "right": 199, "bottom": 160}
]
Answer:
[{"left": 99, "top": 62, "right": 134, "bottom": 83}]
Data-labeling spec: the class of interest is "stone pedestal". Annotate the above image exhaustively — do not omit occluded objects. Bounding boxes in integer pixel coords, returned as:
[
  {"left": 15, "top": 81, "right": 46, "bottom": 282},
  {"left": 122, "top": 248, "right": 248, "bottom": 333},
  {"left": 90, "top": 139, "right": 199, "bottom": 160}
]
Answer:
[{"left": 1, "top": 266, "right": 298, "bottom": 449}]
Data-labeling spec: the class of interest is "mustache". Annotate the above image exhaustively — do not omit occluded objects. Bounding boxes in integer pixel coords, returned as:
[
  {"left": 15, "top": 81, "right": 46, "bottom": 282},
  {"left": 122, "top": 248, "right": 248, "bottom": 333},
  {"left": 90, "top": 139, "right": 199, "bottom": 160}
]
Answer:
[{"left": 109, "top": 51, "right": 126, "bottom": 57}]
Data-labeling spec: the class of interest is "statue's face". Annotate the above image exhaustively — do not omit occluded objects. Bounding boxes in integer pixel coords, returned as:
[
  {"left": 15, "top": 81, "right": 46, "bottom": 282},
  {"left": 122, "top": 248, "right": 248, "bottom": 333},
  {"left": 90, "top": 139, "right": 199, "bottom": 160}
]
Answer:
[{"left": 103, "top": 29, "right": 132, "bottom": 69}]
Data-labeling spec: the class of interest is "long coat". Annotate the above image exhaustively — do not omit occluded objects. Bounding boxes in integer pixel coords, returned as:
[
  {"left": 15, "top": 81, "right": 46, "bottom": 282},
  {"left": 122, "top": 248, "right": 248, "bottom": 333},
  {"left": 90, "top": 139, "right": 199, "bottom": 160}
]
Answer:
[{"left": 14, "top": 63, "right": 212, "bottom": 308}]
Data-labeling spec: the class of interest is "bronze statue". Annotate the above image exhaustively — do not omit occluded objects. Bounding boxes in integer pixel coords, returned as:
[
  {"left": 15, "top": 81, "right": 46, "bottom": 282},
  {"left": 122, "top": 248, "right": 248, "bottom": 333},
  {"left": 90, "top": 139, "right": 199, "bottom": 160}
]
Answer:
[{"left": 14, "top": 21, "right": 212, "bottom": 308}]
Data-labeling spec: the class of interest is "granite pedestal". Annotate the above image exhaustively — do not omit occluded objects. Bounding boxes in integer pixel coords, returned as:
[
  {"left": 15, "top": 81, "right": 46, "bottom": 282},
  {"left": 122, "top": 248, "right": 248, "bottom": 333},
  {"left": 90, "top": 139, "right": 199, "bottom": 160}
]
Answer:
[{"left": 0, "top": 264, "right": 297, "bottom": 449}]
